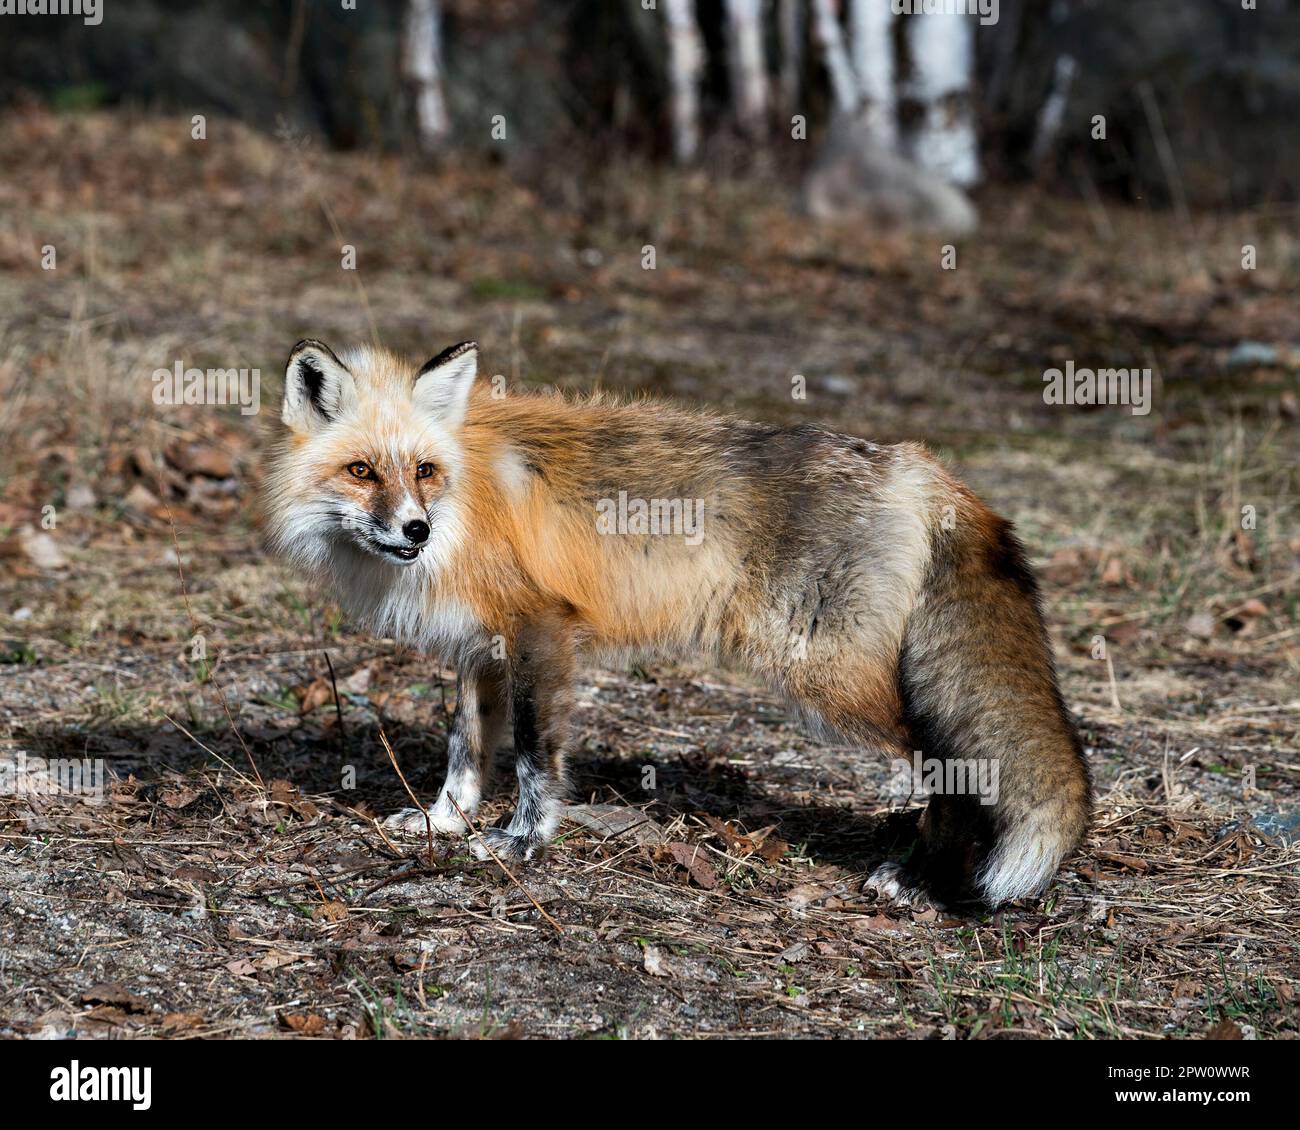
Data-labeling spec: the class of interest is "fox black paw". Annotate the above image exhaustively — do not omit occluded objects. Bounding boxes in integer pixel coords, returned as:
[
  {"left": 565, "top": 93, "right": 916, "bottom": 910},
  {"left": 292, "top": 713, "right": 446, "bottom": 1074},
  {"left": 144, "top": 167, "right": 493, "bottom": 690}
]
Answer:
[
  {"left": 865, "top": 861, "right": 946, "bottom": 912},
  {"left": 471, "top": 827, "right": 545, "bottom": 864}
]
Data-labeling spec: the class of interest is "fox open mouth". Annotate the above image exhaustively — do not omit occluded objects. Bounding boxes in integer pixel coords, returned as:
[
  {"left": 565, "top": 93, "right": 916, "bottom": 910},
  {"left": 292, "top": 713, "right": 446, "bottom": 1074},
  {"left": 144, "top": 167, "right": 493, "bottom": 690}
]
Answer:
[{"left": 358, "top": 537, "right": 421, "bottom": 564}]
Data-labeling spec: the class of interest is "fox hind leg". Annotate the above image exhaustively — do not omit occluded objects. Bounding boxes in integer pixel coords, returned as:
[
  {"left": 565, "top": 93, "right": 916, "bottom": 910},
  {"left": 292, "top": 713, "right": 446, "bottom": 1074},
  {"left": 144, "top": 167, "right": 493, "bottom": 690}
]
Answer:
[{"left": 866, "top": 791, "right": 994, "bottom": 909}]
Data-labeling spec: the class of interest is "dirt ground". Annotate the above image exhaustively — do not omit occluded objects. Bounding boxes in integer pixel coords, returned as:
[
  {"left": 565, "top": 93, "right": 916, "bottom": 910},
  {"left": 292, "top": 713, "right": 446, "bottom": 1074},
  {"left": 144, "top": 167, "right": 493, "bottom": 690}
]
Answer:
[{"left": 0, "top": 110, "right": 1297, "bottom": 1039}]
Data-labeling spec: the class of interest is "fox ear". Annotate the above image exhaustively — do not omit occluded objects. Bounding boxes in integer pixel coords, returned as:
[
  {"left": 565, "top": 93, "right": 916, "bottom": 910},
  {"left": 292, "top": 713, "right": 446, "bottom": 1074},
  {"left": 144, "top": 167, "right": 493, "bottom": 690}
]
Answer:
[
  {"left": 413, "top": 341, "right": 478, "bottom": 426},
  {"left": 283, "top": 340, "right": 354, "bottom": 433}
]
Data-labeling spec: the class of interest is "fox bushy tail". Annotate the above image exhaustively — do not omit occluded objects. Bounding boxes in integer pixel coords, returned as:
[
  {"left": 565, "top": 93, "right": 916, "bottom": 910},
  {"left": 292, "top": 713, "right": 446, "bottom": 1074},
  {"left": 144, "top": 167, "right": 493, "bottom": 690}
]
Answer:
[{"left": 899, "top": 504, "right": 1091, "bottom": 905}]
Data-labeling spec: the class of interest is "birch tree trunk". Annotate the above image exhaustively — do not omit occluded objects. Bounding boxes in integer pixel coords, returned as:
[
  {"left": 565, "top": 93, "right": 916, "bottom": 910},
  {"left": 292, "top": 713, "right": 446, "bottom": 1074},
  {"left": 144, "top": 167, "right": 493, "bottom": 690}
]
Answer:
[
  {"left": 810, "top": 0, "right": 857, "bottom": 116},
  {"left": 906, "top": 10, "right": 980, "bottom": 187},
  {"left": 1031, "top": 54, "right": 1077, "bottom": 166},
  {"left": 778, "top": 0, "right": 804, "bottom": 116},
  {"left": 847, "top": 0, "right": 895, "bottom": 149},
  {"left": 401, "top": 0, "right": 450, "bottom": 153},
  {"left": 663, "top": 0, "right": 705, "bottom": 163},
  {"left": 724, "top": 0, "right": 768, "bottom": 137}
]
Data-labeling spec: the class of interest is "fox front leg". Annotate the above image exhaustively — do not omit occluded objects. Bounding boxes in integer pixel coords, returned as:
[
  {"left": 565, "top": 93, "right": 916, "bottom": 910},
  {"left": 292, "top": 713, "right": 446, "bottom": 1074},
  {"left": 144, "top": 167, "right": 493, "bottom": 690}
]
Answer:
[
  {"left": 382, "top": 662, "right": 509, "bottom": 837},
  {"left": 471, "top": 620, "right": 574, "bottom": 864}
]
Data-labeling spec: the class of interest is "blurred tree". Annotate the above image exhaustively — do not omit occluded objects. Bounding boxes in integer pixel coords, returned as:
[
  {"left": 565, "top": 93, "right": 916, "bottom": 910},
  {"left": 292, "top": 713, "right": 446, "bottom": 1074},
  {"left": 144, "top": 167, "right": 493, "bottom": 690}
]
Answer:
[
  {"left": 664, "top": 0, "right": 705, "bottom": 162},
  {"left": 0, "top": 0, "right": 1295, "bottom": 206},
  {"left": 401, "top": 0, "right": 450, "bottom": 152}
]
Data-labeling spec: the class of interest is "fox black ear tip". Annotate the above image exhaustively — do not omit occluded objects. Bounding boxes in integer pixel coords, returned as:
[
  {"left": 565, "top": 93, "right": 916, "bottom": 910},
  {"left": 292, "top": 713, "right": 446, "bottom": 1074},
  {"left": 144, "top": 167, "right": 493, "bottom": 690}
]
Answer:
[
  {"left": 419, "top": 340, "right": 480, "bottom": 376},
  {"left": 289, "top": 338, "right": 326, "bottom": 358}
]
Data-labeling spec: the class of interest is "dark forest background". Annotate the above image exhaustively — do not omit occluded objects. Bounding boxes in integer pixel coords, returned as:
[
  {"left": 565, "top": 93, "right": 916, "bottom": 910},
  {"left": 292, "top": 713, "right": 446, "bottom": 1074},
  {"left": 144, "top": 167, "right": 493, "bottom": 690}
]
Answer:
[{"left": 3, "top": 0, "right": 1299, "bottom": 207}]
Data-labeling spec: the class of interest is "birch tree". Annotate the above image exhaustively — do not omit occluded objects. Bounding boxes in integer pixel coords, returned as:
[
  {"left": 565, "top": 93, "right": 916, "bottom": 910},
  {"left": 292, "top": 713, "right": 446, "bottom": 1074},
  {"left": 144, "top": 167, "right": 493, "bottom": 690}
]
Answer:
[
  {"left": 810, "top": 0, "right": 858, "bottom": 116},
  {"left": 724, "top": 0, "right": 768, "bottom": 137},
  {"left": 402, "top": 0, "right": 450, "bottom": 153},
  {"left": 663, "top": 0, "right": 705, "bottom": 163},
  {"left": 847, "top": 0, "right": 896, "bottom": 149},
  {"left": 778, "top": 0, "right": 804, "bottom": 115},
  {"left": 905, "top": 9, "right": 980, "bottom": 187}
]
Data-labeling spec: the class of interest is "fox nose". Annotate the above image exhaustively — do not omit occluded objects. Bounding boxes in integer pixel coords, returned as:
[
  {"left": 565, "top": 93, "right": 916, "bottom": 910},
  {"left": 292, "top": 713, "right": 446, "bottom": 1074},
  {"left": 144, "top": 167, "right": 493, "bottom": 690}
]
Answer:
[{"left": 402, "top": 519, "right": 430, "bottom": 545}]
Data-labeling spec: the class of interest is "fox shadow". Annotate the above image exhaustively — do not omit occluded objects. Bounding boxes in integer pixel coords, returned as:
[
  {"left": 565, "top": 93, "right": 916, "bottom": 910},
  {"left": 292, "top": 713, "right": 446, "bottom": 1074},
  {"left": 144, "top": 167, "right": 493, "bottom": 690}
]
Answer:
[{"left": 16, "top": 717, "right": 918, "bottom": 872}]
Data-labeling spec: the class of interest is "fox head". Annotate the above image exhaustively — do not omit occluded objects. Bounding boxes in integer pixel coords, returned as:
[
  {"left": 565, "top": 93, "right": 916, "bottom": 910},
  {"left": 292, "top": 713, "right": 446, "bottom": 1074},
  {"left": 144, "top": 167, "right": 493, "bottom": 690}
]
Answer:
[{"left": 264, "top": 339, "right": 478, "bottom": 576}]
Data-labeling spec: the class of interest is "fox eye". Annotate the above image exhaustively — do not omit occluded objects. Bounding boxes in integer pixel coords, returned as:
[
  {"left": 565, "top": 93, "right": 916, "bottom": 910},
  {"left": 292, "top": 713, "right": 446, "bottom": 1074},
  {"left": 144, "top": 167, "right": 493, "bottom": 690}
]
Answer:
[
  {"left": 415, "top": 462, "right": 436, "bottom": 480},
  {"left": 347, "top": 461, "right": 376, "bottom": 480}
]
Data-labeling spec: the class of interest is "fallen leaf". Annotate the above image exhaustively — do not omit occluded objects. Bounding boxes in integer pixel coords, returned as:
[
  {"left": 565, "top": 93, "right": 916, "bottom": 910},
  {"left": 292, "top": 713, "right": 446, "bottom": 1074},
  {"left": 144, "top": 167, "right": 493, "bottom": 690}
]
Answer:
[
  {"left": 294, "top": 678, "right": 335, "bottom": 714},
  {"left": 171, "top": 864, "right": 219, "bottom": 883},
  {"left": 642, "top": 945, "right": 669, "bottom": 977},
  {"left": 664, "top": 842, "right": 718, "bottom": 889},
  {"left": 79, "top": 984, "right": 149, "bottom": 1013},
  {"left": 1206, "top": 1016, "right": 1243, "bottom": 1040},
  {"left": 312, "top": 900, "right": 348, "bottom": 923}
]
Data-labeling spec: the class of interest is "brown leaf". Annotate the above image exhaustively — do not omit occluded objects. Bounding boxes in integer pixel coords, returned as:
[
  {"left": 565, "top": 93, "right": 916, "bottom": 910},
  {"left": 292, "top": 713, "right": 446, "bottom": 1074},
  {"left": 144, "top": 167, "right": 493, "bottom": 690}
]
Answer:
[
  {"left": 283, "top": 1012, "right": 327, "bottom": 1035},
  {"left": 80, "top": 983, "right": 149, "bottom": 1014},
  {"left": 254, "top": 950, "right": 305, "bottom": 972},
  {"left": 1206, "top": 1016, "right": 1243, "bottom": 1040},
  {"left": 123, "top": 482, "right": 162, "bottom": 516},
  {"left": 171, "top": 864, "right": 219, "bottom": 883},
  {"left": 850, "top": 913, "right": 904, "bottom": 934},
  {"left": 294, "top": 677, "right": 336, "bottom": 714},
  {"left": 1093, "top": 849, "right": 1150, "bottom": 872},
  {"left": 312, "top": 899, "right": 349, "bottom": 923},
  {"left": 165, "top": 441, "right": 235, "bottom": 479},
  {"left": 664, "top": 842, "right": 718, "bottom": 889},
  {"left": 1041, "top": 547, "right": 1096, "bottom": 586}
]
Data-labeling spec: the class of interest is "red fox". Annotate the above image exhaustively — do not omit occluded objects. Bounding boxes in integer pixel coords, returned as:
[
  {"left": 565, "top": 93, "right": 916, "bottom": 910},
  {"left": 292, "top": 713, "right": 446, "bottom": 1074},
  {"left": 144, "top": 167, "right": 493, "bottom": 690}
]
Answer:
[{"left": 264, "top": 339, "right": 1091, "bottom": 907}]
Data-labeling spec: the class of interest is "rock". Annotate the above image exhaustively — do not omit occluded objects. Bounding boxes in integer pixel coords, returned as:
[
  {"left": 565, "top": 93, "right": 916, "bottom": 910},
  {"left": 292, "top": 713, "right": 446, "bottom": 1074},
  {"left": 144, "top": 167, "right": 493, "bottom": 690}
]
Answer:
[
  {"left": 19, "top": 527, "right": 67, "bottom": 570},
  {"left": 563, "top": 804, "right": 667, "bottom": 846},
  {"left": 65, "top": 482, "right": 96, "bottom": 511},
  {"left": 802, "top": 116, "right": 978, "bottom": 234},
  {"left": 1226, "top": 341, "right": 1279, "bottom": 369},
  {"left": 123, "top": 483, "right": 161, "bottom": 515}
]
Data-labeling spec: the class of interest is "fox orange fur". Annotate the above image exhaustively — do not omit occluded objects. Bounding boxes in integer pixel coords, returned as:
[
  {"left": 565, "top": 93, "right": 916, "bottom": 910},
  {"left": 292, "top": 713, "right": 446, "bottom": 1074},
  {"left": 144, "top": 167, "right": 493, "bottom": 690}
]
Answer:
[{"left": 264, "top": 339, "right": 1091, "bottom": 906}]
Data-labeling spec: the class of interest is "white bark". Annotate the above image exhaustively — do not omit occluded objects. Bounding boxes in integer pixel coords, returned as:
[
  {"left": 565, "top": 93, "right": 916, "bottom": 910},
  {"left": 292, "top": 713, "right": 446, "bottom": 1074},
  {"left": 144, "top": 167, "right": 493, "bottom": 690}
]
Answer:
[
  {"left": 848, "top": 0, "right": 895, "bottom": 149},
  {"left": 724, "top": 0, "right": 768, "bottom": 137},
  {"left": 402, "top": 0, "right": 450, "bottom": 152},
  {"left": 810, "top": 0, "right": 857, "bottom": 116},
  {"left": 906, "top": 10, "right": 980, "bottom": 187},
  {"left": 1031, "top": 53, "right": 1076, "bottom": 166},
  {"left": 778, "top": 0, "right": 804, "bottom": 114},
  {"left": 663, "top": 0, "right": 705, "bottom": 163}
]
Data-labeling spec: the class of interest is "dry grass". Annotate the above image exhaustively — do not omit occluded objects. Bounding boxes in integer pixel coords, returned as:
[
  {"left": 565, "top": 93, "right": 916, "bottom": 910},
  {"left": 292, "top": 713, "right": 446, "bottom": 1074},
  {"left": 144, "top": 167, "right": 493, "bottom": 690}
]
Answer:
[{"left": 0, "top": 108, "right": 1296, "bottom": 1039}]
